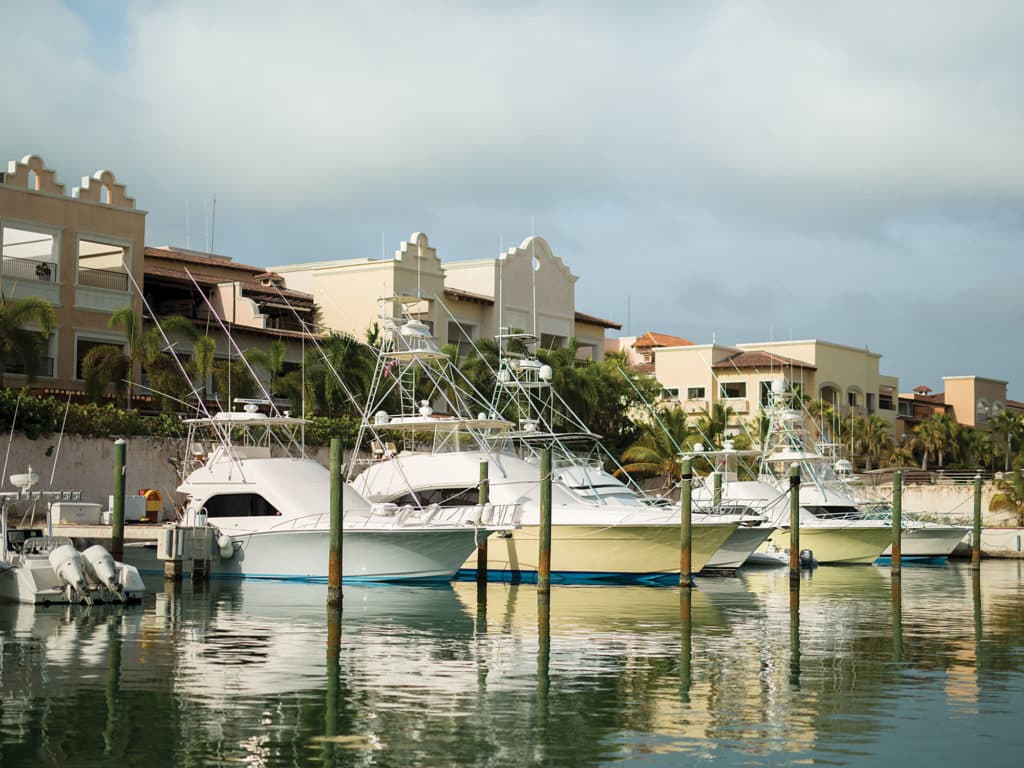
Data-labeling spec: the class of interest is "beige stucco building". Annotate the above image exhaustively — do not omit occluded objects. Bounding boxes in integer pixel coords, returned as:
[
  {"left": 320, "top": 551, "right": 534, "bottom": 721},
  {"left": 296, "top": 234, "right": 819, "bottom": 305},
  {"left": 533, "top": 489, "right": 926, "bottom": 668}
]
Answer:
[
  {"left": 272, "top": 232, "right": 619, "bottom": 359},
  {"left": 0, "top": 154, "right": 145, "bottom": 390},
  {"left": 654, "top": 338, "right": 899, "bottom": 431}
]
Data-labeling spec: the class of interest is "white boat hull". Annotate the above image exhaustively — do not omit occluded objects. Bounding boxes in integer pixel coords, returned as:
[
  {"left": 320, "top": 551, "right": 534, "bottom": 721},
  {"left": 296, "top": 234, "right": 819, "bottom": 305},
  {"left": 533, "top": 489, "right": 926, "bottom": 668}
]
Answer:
[
  {"left": 131, "top": 527, "right": 491, "bottom": 583},
  {"left": 702, "top": 525, "right": 776, "bottom": 571},
  {"left": 0, "top": 557, "right": 145, "bottom": 605},
  {"left": 881, "top": 526, "right": 968, "bottom": 559}
]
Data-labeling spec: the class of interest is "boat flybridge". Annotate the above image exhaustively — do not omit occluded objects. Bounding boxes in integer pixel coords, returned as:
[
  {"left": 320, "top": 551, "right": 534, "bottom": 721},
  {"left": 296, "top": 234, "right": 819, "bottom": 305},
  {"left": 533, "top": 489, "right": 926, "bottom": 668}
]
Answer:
[
  {"left": 350, "top": 303, "right": 736, "bottom": 583},
  {"left": 0, "top": 469, "right": 145, "bottom": 605},
  {"left": 177, "top": 402, "right": 520, "bottom": 582},
  {"left": 688, "top": 379, "right": 894, "bottom": 565}
]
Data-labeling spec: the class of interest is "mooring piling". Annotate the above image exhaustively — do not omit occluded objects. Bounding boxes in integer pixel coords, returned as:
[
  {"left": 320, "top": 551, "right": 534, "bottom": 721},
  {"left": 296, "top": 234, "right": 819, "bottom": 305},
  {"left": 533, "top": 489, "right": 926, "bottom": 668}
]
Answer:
[
  {"left": 789, "top": 463, "right": 801, "bottom": 580},
  {"left": 476, "top": 460, "right": 490, "bottom": 584},
  {"left": 892, "top": 470, "right": 903, "bottom": 575},
  {"left": 111, "top": 438, "right": 127, "bottom": 561},
  {"left": 538, "top": 447, "right": 552, "bottom": 593},
  {"left": 972, "top": 473, "right": 982, "bottom": 569},
  {"left": 328, "top": 438, "right": 344, "bottom": 608},
  {"left": 680, "top": 457, "right": 693, "bottom": 587}
]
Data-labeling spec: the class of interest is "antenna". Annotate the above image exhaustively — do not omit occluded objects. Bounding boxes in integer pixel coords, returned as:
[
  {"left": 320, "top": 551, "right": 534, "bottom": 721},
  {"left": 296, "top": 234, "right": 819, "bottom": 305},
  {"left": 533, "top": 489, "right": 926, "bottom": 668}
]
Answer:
[
  {"left": 185, "top": 196, "right": 191, "bottom": 250},
  {"left": 497, "top": 234, "right": 504, "bottom": 334},
  {"left": 416, "top": 236, "right": 422, "bottom": 299},
  {"left": 210, "top": 194, "right": 217, "bottom": 253}
]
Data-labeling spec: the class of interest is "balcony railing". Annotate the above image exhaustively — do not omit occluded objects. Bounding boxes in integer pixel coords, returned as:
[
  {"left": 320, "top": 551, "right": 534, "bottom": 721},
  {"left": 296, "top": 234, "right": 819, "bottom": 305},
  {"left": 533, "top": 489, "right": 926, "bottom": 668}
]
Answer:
[
  {"left": 3, "top": 356, "right": 54, "bottom": 377},
  {"left": 2, "top": 256, "right": 56, "bottom": 282},
  {"left": 78, "top": 266, "right": 128, "bottom": 292}
]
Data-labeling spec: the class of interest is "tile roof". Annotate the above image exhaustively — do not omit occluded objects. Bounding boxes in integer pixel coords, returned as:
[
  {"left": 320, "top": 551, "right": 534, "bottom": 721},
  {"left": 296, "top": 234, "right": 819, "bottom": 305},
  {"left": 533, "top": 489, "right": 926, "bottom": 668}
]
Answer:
[
  {"left": 711, "top": 350, "right": 816, "bottom": 371},
  {"left": 633, "top": 331, "right": 694, "bottom": 348},
  {"left": 145, "top": 246, "right": 266, "bottom": 273},
  {"left": 444, "top": 287, "right": 494, "bottom": 305},
  {"left": 575, "top": 311, "right": 621, "bottom": 330}
]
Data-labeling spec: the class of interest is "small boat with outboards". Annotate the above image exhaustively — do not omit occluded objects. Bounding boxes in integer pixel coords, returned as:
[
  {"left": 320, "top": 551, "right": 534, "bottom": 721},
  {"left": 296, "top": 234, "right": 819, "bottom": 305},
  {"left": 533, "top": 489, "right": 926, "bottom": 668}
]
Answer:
[{"left": 0, "top": 469, "right": 145, "bottom": 605}]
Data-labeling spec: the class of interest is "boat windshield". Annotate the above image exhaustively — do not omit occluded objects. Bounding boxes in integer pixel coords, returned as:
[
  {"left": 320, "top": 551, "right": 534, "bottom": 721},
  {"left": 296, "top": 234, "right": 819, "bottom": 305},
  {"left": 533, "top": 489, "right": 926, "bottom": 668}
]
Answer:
[{"left": 804, "top": 505, "right": 866, "bottom": 521}]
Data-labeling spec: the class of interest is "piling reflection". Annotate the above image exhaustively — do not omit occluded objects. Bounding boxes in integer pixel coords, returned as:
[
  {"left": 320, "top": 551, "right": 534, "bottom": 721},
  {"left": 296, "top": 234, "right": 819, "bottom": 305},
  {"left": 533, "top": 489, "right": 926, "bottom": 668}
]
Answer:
[
  {"left": 679, "top": 587, "right": 692, "bottom": 704},
  {"left": 892, "top": 574, "right": 903, "bottom": 662},
  {"left": 1, "top": 564, "right": 1024, "bottom": 765}
]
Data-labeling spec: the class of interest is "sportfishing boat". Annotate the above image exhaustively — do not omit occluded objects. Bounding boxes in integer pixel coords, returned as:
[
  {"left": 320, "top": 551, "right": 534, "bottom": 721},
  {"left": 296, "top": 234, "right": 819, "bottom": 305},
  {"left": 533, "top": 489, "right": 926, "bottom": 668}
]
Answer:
[
  {"left": 831, "top": 464, "right": 967, "bottom": 560},
  {"left": 685, "top": 382, "right": 893, "bottom": 565},
  {"left": 350, "top": 301, "right": 736, "bottom": 583},
  {"left": 0, "top": 469, "right": 145, "bottom": 605},
  {"left": 175, "top": 405, "right": 519, "bottom": 582}
]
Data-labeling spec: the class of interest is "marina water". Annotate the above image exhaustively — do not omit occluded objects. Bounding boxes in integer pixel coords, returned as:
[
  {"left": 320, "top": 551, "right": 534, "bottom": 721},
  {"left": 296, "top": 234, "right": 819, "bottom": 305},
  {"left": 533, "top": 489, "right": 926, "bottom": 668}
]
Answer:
[{"left": 1, "top": 561, "right": 1022, "bottom": 766}]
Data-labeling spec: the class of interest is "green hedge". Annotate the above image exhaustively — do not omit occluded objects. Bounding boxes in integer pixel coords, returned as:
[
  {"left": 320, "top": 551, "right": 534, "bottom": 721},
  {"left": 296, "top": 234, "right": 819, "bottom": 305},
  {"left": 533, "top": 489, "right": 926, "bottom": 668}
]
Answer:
[{"left": 0, "top": 390, "right": 360, "bottom": 446}]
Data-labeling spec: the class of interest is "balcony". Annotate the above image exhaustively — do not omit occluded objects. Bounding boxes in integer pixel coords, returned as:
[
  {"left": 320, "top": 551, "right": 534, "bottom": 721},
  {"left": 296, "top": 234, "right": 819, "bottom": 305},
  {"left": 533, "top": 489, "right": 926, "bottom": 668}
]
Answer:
[
  {"left": 76, "top": 266, "right": 129, "bottom": 312},
  {"left": 79, "top": 267, "right": 128, "bottom": 292},
  {"left": 682, "top": 399, "right": 708, "bottom": 414},
  {"left": 721, "top": 397, "right": 749, "bottom": 413},
  {"left": 1, "top": 256, "right": 60, "bottom": 304}
]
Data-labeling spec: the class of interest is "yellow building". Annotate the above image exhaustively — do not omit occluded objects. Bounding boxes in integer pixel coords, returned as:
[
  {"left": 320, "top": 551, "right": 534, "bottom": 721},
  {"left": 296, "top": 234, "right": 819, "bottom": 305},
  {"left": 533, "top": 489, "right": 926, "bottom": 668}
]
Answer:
[
  {"left": 654, "top": 338, "right": 899, "bottom": 431},
  {"left": 0, "top": 154, "right": 145, "bottom": 391},
  {"left": 271, "top": 232, "right": 619, "bottom": 360}
]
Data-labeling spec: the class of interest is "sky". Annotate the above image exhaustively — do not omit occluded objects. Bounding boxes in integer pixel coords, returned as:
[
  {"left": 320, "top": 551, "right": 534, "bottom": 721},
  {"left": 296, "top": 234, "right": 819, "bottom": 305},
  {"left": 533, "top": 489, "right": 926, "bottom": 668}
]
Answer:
[{"left": 3, "top": 1, "right": 1023, "bottom": 396}]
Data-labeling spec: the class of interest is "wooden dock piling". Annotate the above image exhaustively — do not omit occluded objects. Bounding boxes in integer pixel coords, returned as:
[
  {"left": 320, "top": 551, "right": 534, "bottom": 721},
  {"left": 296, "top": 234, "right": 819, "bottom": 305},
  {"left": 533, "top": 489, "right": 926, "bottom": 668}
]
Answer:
[
  {"left": 111, "top": 439, "right": 126, "bottom": 561},
  {"left": 476, "top": 460, "right": 489, "bottom": 583},
  {"left": 538, "top": 448, "right": 552, "bottom": 593},
  {"left": 680, "top": 457, "right": 692, "bottom": 587},
  {"left": 789, "top": 463, "right": 801, "bottom": 580},
  {"left": 972, "top": 474, "right": 982, "bottom": 569},
  {"left": 892, "top": 470, "right": 903, "bottom": 575},
  {"left": 328, "top": 438, "right": 344, "bottom": 608}
]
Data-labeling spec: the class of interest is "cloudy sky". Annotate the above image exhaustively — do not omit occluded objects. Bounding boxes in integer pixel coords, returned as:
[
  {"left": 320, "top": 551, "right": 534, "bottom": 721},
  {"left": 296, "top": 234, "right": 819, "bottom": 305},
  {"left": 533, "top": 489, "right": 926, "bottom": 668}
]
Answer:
[{"left": 4, "top": 1, "right": 1023, "bottom": 395}]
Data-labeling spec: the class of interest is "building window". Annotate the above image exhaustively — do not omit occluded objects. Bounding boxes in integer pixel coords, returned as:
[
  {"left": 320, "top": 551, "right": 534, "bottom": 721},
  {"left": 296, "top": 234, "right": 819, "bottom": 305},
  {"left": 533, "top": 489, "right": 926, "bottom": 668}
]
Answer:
[
  {"left": 686, "top": 386, "right": 705, "bottom": 400},
  {"left": 879, "top": 394, "right": 894, "bottom": 411},
  {"left": 2, "top": 224, "right": 57, "bottom": 283},
  {"left": 720, "top": 382, "right": 746, "bottom": 399},
  {"left": 661, "top": 387, "right": 679, "bottom": 400},
  {"left": 78, "top": 238, "right": 129, "bottom": 291},
  {"left": 2, "top": 331, "right": 54, "bottom": 377},
  {"left": 848, "top": 391, "right": 858, "bottom": 407},
  {"left": 760, "top": 380, "right": 774, "bottom": 407},
  {"left": 76, "top": 338, "right": 125, "bottom": 380}
]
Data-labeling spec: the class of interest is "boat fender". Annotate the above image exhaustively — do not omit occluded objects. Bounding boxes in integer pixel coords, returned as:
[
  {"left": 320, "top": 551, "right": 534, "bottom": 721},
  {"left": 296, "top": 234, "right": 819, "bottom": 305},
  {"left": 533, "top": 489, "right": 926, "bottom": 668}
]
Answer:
[
  {"left": 49, "top": 544, "right": 88, "bottom": 599},
  {"left": 217, "top": 534, "right": 234, "bottom": 560},
  {"left": 82, "top": 545, "right": 124, "bottom": 600}
]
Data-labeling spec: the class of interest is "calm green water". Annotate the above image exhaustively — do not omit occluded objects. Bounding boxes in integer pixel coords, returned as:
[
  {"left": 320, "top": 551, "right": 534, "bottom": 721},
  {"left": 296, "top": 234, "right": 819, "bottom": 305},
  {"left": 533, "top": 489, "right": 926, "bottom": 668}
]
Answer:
[{"left": 1, "top": 561, "right": 1023, "bottom": 767}]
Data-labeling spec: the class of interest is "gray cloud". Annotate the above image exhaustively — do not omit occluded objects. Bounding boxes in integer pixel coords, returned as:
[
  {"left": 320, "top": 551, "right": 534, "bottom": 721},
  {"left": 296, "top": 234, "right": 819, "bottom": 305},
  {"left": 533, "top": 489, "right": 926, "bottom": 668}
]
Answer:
[{"left": 3, "top": 1, "right": 1023, "bottom": 394}]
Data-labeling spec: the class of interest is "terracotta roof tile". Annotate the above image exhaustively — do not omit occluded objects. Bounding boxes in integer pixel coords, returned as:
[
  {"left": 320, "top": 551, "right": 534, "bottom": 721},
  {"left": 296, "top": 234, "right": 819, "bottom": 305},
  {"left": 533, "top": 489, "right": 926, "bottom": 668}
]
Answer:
[
  {"left": 711, "top": 350, "right": 816, "bottom": 371},
  {"left": 633, "top": 331, "right": 693, "bottom": 348},
  {"left": 575, "top": 310, "right": 621, "bottom": 330}
]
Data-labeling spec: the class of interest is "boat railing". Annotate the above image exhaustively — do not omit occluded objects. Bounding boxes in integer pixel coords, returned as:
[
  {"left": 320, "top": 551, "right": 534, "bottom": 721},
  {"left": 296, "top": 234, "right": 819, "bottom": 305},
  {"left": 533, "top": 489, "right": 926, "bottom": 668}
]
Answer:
[{"left": 261, "top": 502, "right": 523, "bottom": 532}]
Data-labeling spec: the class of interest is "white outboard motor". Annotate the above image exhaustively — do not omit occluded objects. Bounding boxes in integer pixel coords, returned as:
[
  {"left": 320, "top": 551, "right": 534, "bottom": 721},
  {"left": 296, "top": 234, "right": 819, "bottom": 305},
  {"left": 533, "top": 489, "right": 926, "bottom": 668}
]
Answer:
[
  {"left": 48, "top": 544, "right": 89, "bottom": 604},
  {"left": 82, "top": 545, "right": 125, "bottom": 602}
]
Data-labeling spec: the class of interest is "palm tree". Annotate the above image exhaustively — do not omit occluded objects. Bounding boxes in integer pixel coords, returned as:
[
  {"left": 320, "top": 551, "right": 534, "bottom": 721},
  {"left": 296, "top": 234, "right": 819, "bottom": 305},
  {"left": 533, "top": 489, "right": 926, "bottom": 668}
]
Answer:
[
  {"left": 957, "top": 427, "right": 994, "bottom": 472},
  {"left": 991, "top": 411, "right": 1023, "bottom": 472},
  {"left": 851, "top": 414, "right": 892, "bottom": 471},
  {"left": 0, "top": 295, "right": 57, "bottom": 388},
  {"left": 694, "top": 402, "right": 734, "bottom": 450},
  {"left": 913, "top": 413, "right": 959, "bottom": 469},
  {"left": 883, "top": 444, "right": 915, "bottom": 468},
  {"left": 244, "top": 339, "right": 286, "bottom": 398},
  {"left": 990, "top": 470, "right": 1024, "bottom": 526},
  {"left": 617, "top": 407, "right": 697, "bottom": 491}
]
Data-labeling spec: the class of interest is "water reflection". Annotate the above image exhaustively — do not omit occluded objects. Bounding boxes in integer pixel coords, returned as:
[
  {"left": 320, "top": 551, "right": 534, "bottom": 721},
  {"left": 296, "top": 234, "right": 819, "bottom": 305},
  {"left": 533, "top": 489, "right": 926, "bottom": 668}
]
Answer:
[{"left": 0, "top": 564, "right": 1022, "bottom": 766}]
